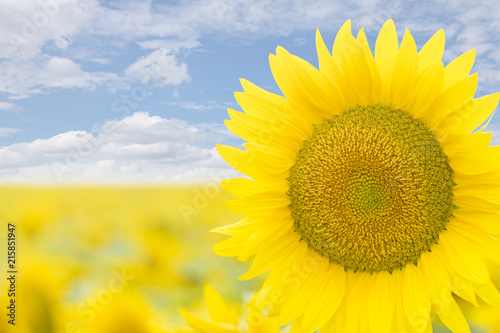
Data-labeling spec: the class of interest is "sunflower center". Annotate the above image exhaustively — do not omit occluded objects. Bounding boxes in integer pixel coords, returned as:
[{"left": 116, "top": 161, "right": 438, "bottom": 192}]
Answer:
[{"left": 287, "top": 104, "right": 455, "bottom": 273}]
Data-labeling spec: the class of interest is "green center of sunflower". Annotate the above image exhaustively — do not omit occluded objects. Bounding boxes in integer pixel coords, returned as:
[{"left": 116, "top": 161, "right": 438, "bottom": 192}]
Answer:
[{"left": 287, "top": 104, "right": 455, "bottom": 273}]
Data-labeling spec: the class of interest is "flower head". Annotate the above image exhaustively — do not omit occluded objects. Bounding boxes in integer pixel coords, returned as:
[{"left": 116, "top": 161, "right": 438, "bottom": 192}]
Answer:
[{"left": 214, "top": 19, "right": 500, "bottom": 332}]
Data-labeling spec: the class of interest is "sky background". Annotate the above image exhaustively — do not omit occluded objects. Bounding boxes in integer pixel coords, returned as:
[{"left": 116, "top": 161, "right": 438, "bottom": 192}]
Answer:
[{"left": 1, "top": 0, "right": 500, "bottom": 182}]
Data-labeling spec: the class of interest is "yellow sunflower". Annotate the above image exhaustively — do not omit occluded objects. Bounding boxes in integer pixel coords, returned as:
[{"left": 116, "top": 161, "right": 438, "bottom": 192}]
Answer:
[
  {"left": 165, "top": 284, "right": 280, "bottom": 333},
  {"left": 213, "top": 19, "right": 500, "bottom": 333}
]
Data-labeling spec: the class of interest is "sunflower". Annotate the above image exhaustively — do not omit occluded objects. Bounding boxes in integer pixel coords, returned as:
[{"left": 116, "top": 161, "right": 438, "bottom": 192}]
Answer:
[
  {"left": 213, "top": 19, "right": 500, "bottom": 333},
  {"left": 165, "top": 284, "right": 280, "bottom": 333}
]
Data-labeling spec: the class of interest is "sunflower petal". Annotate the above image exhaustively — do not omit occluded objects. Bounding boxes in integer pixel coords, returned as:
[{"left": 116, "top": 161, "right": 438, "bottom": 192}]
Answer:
[
  {"left": 432, "top": 296, "right": 471, "bottom": 333},
  {"left": 401, "top": 264, "right": 431, "bottom": 332},
  {"left": 203, "top": 284, "right": 239, "bottom": 325},
  {"left": 332, "top": 20, "right": 354, "bottom": 69},
  {"left": 439, "top": 92, "right": 500, "bottom": 134},
  {"left": 300, "top": 264, "right": 346, "bottom": 331},
  {"left": 270, "top": 47, "right": 343, "bottom": 119},
  {"left": 408, "top": 62, "right": 444, "bottom": 118},
  {"left": 375, "top": 19, "right": 399, "bottom": 104},
  {"left": 444, "top": 49, "right": 476, "bottom": 90},
  {"left": 474, "top": 279, "right": 500, "bottom": 306},
  {"left": 212, "top": 236, "right": 246, "bottom": 257},
  {"left": 278, "top": 260, "right": 328, "bottom": 326},
  {"left": 368, "top": 271, "right": 395, "bottom": 333},
  {"left": 427, "top": 73, "right": 478, "bottom": 130},
  {"left": 439, "top": 232, "right": 489, "bottom": 283},
  {"left": 418, "top": 29, "right": 445, "bottom": 72},
  {"left": 220, "top": 177, "right": 288, "bottom": 198},
  {"left": 390, "top": 29, "right": 418, "bottom": 109},
  {"left": 316, "top": 29, "right": 347, "bottom": 109}
]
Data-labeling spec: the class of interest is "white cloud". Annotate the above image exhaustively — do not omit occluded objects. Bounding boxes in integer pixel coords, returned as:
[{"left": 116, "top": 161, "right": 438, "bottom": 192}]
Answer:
[
  {"left": 0, "top": 128, "right": 21, "bottom": 137},
  {"left": 166, "top": 100, "right": 220, "bottom": 111},
  {"left": 0, "top": 0, "right": 96, "bottom": 59},
  {"left": 2, "top": 1, "right": 500, "bottom": 63},
  {"left": 2, "top": 0, "right": 500, "bottom": 98},
  {"left": 0, "top": 102, "right": 20, "bottom": 111},
  {"left": 0, "top": 56, "right": 122, "bottom": 98},
  {"left": 125, "top": 48, "right": 190, "bottom": 87},
  {"left": 293, "top": 37, "right": 307, "bottom": 46},
  {"left": 172, "top": 87, "right": 180, "bottom": 98},
  {"left": 137, "top": 38, "right": 201, "bottom": 52},
  {"left": 0, "top": 112, "right": 236, "bottom": 181}
]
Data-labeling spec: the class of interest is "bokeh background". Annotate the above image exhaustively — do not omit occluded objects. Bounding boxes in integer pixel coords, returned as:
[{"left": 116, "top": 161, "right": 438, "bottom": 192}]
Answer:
[
  {"left": 0, "top": 185, "right": 263, "bottom": 332},
  {"left": 1, "top": 0, "right": 500, "bottom": 332},
  {"left": 0, "top": 186, "right": 499, "bottom": 332}
]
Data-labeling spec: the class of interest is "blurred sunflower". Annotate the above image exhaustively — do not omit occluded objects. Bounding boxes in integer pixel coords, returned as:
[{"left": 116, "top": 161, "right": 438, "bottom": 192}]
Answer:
[
  {"left": 214, "top": 19, "right": 500, "bottom": 332},
  {"left": 77, "top": 289, "right": 164, "bottom": 333},
  {"left": 165, "top": 284, "right": 280, "bottom": 333}
]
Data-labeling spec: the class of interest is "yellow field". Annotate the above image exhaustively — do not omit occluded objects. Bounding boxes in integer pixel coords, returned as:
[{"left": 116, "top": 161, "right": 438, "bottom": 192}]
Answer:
[
  {"left": 0, "top": 185, "right": 264, "bottom": 333},
  {"left": 1, "top": 185, "right": 499, "bottom": 333}
]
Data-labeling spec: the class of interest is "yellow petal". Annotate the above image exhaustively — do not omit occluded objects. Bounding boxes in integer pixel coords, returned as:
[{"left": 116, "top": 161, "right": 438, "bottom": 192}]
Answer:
[
  {"left": 438, "top": 92, "right": 500, "bottom": 134},
  {"left": 300, "top": 264, "right": 346, "bottom": 332},
  {"left": 473, "top": 279, "right": 500, "bottom": 306},
  {"left": 238, "top": 235, "right": 301, "bottom": 280},
  {"left": 336, "top": 27, "right": 381, "bottom": 106},
  {"left": 444, "top": 49, "right": 475, "bottom": 90},
  {"left": 288, "top": 316, "right": 305, "bottom": 333},
  {"left": 453, "top": 209, "right": 500, "bottom": 236},
  {"left": 244, "top": 143, "right": 296, "bottom": 173},
  {"left": 216, "top": 145, "right": 292, "bottom": 179},
  {"left": 439, "top": 232, "right": 489, "bottom": 283},
  {"left": 453, "top": 194, "right": 500, "bottom": 213},
  {"left": 179, "top": 308, "right": 236, "bottom": 333},
  {"left": 419, "top": 249, "right": 449, "bottom": 302},
  {"left": 447, "top": 222, "right": 500, "bottom": 264},
  {"left": 375, "top": 19, "right": 399, "bottom": 104},
  {"left": 418, "top": 29, "right": 445, "bottom": 72},
  {"left": 454, "top": 168, "right": 500, "bottom": 198},
  {"left": 345, "top": 272, "right": 372, "bottom": 332},
  {"left": 233, "top": 86, "right": 312, "bottom": 139},
  {"left": 440, "top": 132, "right": 491, "bottom": 155},
  {"left": 425, "top": 229, "right": 482, "bottom": 309},
  {"left": 332, "top": 20, "right": 354, "bottom": 69},
  {"left": 432, "top": 296, "right": 471, "bottom": 333},
  {"left": 203, "top": 284, "right": 239, "bottom": 325},
  {"left": 211, "top": 217, "right": 255, "bottom": 236},
  {"left": 247, "top": 309, "right": 280, "bottom": 333},
  {"left": 322, "top": 301, "right": 346, "bottom": 333},
  {"left": 390, "top": 29, "right": 418, "bottom": 109},
  {"left": 401, "top": 264, "right": 431, "bottom": 332},
  {"left": 278, "top": 260, "right": 328, "bottom": 326},
  {"left": 270, "top": 47, "right": 343, "bottom": 119},
  {"left": 368, "top": 271, "right": 395, "bottom": 333},
  {"left": 448, "top": 275, "right": 478, "bottom": 307},
  {"left": 239, "top": 219, "right": 294, "bottom": 261},
  {"left": 211, "top": 211, "right": 291, "bottom": 236},
  {"left": 427, "top": 73, "right": 478, "bottom": 130},
  {"left": 225, "top": 109, "right": 301, "bottom": 155},
  {"left": 408, "top": 62, "right": 444, "bottom": 118},
  {"left": 392, "top": 297, "right": 412, "bottom": 333},
  {"left": 212, "top": 236, "right": 246, "bottom": 257},
  {"left": 220, "top": 177, "right": 288, "bottom": 199},
  {"left": 315, "top": 29, "right": 347, "bottom": 109},
  {"left": 225, "top": 192, "right": 289, "bottom": 216},
  {"left": 216, "top": 145, "right": 261, "bottom": 179}
]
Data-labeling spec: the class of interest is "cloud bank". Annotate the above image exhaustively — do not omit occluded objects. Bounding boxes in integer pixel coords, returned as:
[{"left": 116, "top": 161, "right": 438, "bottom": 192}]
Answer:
[
  {"left": 2, "top": 0, "right": 500, "bottom": 98},
  {"left": 0, "top": 112, "right": 237, "bottom": 181}
]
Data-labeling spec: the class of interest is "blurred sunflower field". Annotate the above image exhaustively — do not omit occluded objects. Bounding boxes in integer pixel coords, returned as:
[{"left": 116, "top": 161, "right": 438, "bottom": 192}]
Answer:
[
  {"left": 0, "top": 185, "right": 499, "bottom": 333},
  {"left": 0, "top": 184, "right": 280, "bottom": 333}
]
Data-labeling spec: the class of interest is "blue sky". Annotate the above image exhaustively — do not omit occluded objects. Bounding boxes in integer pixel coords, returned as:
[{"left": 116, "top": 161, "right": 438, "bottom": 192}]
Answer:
[{"left": 1, "top": 0, "right": 499, "bottom": 181}]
